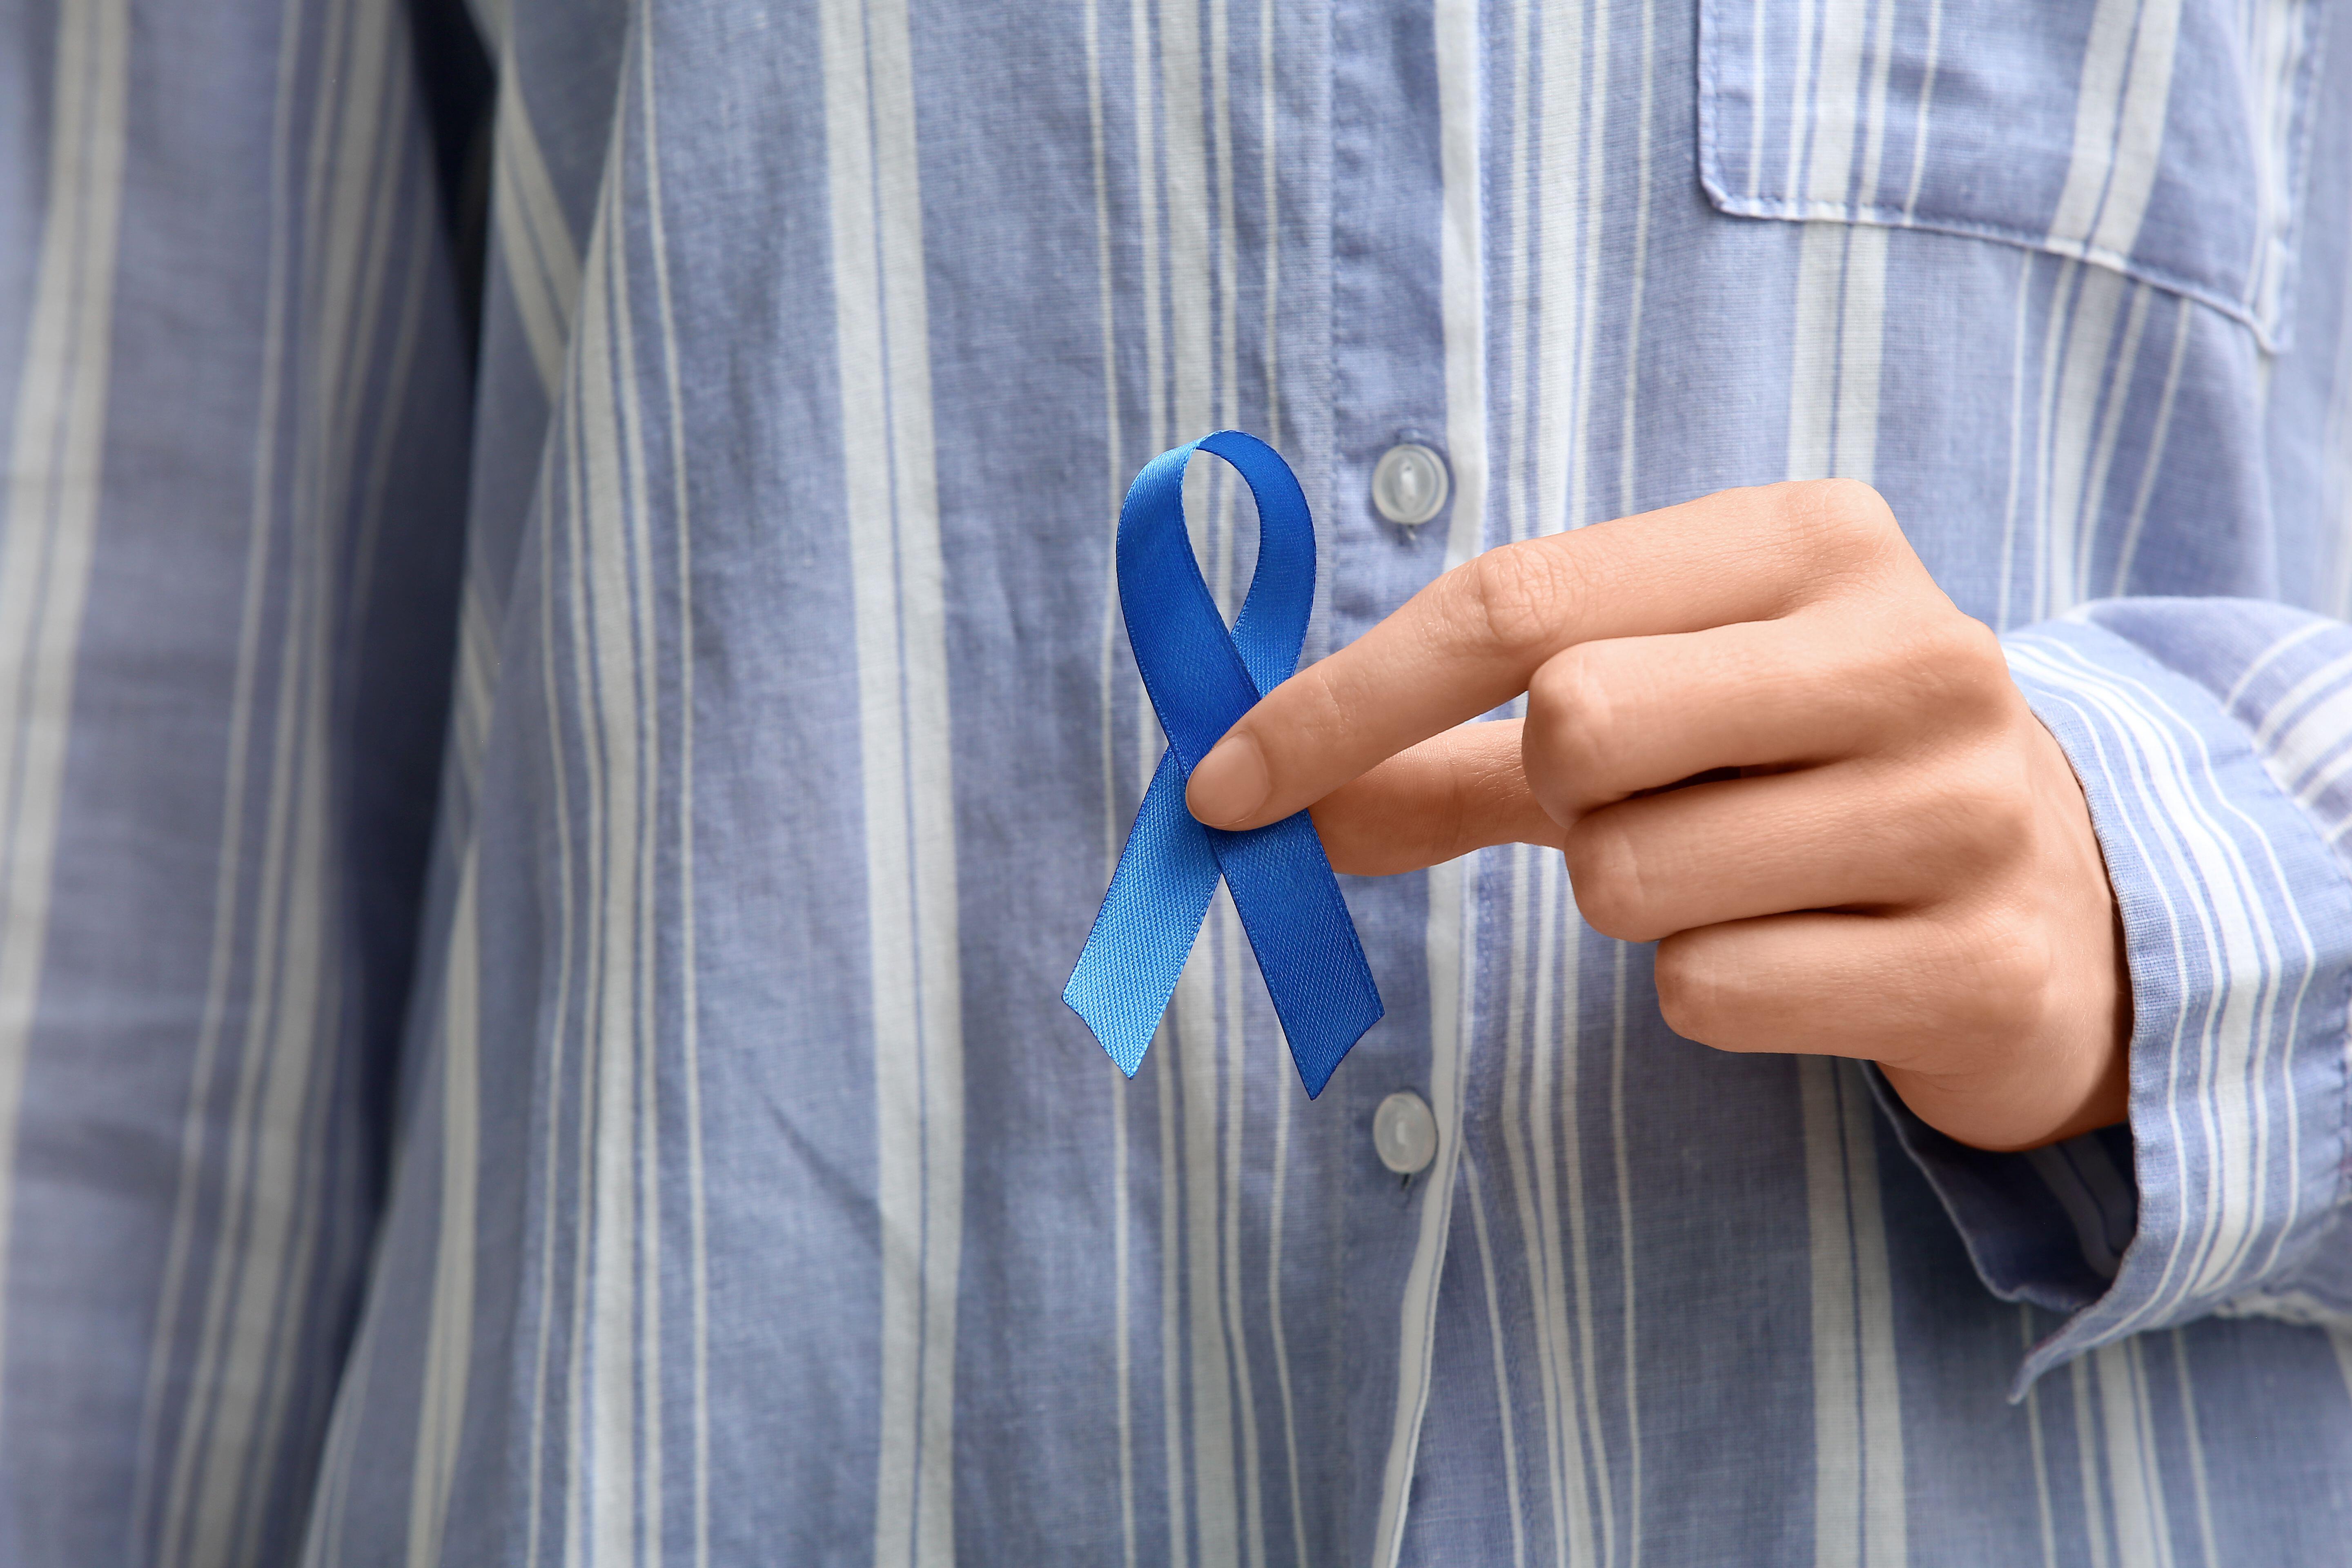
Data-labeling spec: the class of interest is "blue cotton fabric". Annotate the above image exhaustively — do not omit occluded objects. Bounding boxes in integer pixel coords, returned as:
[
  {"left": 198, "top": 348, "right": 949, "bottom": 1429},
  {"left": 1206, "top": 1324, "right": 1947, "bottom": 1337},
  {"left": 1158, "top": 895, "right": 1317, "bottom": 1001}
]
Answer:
[{"left": 4, "top": 0, "right": 2352, "bottom": 1564}]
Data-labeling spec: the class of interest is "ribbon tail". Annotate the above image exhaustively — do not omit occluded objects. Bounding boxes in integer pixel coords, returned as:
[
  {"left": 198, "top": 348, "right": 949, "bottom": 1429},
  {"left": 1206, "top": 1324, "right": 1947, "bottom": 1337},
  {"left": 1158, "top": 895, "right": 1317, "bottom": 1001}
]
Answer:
[
  {"left": 1065, "top": 750, "right": 1221, "bottom": 1075},
  {"left": 1212, "top": 811, "right": 1384, "bottom": 1098}
]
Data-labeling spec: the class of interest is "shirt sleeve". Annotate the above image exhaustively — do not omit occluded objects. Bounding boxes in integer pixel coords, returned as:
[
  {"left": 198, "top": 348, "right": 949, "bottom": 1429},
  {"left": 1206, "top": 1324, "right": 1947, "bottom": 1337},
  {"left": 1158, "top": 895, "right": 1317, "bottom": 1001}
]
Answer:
[{"left": 1875, "top": 597, "right": 2352, "bottom": 1396}]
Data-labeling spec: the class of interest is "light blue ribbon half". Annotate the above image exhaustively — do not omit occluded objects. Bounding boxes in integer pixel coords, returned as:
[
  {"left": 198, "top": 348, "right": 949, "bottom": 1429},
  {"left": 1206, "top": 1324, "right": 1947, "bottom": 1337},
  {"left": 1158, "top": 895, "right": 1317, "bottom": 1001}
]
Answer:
[{"left": 1065, "top": 431, "right": 1383, "bottom": 1098}]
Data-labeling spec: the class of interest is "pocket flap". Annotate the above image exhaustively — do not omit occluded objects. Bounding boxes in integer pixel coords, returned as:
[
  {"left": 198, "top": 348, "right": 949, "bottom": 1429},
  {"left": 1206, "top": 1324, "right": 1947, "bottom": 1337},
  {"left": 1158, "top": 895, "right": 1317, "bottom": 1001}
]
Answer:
[{"left": 1698, "top": 0, "right": 2326, "bottom": 347}]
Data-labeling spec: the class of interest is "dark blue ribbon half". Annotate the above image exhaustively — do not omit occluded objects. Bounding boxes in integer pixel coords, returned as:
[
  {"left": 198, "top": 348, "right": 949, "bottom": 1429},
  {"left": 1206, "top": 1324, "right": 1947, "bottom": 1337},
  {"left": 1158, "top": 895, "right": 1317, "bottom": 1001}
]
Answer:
[{"left": 1065, "top": 431, "right": 1383, "bottom": 1098}]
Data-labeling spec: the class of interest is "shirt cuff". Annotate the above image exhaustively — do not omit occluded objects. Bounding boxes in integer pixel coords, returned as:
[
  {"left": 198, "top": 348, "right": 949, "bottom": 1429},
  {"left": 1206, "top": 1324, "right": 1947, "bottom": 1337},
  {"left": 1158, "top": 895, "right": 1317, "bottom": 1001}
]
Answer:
[{"left": 1881, "top": 604, "right": 2352, "bottom": 1396}]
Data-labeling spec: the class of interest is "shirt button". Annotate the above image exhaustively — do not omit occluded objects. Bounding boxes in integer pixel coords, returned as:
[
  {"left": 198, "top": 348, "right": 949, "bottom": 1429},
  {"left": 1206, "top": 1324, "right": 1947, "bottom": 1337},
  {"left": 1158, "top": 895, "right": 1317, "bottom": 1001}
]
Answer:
[
  {"left": 1372, "top": 1090, "right": 1439, "bottom": 1176},
  {"left": 1370, "top": 442, "right": 1450, "bottom": 527}
]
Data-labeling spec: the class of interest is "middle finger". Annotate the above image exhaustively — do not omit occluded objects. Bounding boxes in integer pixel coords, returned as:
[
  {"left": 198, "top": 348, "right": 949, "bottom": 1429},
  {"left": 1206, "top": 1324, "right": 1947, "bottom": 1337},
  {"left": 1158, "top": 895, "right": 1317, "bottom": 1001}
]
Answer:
[
  {"left": 1523, "top": 612, "right": 1988, "bottom": 823},
  {"left": 1565, "top": 758, "right": 2017, "bottom": 943}
]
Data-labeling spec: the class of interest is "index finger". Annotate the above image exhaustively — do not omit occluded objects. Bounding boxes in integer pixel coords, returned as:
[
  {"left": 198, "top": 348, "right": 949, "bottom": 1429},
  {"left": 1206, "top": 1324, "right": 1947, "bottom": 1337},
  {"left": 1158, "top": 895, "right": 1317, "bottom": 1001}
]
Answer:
[{"left": 1182, "top": 478, "right": 1901, "bottom": 831}]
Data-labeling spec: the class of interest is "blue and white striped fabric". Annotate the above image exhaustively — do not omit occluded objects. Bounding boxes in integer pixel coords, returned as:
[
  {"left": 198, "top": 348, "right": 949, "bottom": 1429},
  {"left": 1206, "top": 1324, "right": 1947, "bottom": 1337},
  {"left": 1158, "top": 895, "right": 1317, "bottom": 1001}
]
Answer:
[{"left": 5, "top": 0, "right": 2352, "bottom": 1563}]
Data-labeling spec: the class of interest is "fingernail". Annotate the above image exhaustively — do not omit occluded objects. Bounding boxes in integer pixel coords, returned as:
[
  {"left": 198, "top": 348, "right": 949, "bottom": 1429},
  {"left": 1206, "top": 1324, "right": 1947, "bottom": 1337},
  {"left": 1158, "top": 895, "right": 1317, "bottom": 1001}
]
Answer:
[{"left": 1187, "top": 732, "right": 1270, "bottom": 827}]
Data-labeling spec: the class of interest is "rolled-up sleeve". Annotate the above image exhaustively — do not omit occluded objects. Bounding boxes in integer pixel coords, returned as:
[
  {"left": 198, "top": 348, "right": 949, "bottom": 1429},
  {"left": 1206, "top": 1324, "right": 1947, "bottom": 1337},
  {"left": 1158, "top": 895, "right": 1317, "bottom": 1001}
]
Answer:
[{"left": 1877, "top": 597, "right": 2352, "bottom": 1396}]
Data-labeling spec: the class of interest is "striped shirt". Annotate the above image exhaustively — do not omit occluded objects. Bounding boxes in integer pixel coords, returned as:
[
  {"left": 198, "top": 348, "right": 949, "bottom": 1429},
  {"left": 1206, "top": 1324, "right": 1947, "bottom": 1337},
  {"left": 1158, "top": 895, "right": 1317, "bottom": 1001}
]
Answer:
[{"left": 4, "top": 0, "right": 2352, "bottom": 1563}]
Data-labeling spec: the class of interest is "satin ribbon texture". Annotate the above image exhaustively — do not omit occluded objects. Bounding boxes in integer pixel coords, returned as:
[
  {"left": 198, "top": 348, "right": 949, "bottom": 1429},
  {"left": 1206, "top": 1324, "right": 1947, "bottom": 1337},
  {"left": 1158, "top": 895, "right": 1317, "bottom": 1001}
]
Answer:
[{"left": 1065, "top": 431, "right": 1383, "bottom": 1098}]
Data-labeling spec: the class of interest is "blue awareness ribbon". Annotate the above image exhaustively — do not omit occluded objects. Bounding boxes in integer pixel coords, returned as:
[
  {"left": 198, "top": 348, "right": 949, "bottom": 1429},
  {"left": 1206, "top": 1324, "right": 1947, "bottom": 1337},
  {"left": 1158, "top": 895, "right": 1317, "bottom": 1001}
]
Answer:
[{"left": 1065, "top": 430, "right": 1383, "bottom": 1098}]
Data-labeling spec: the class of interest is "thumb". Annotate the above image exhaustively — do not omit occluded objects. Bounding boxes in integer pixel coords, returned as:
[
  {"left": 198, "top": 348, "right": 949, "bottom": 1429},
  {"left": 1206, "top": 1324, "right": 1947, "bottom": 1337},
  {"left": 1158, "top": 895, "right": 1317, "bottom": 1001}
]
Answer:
[{"left": 1307, "top": 717, "right": 1566, "bottom": 876}]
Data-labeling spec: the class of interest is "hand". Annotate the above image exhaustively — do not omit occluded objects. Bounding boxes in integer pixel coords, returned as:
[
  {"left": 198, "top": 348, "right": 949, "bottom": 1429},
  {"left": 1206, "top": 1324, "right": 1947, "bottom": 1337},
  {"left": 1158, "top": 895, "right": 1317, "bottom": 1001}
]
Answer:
[{"left": 1185, "top": 479, "right": 2129, "bottom": 1152}]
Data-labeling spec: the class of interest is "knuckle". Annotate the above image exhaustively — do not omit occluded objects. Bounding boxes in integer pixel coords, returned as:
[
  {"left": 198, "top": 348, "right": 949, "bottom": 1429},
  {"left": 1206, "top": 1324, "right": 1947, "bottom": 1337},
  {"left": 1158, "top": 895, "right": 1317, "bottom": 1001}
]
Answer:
[
  {"left": 1908, "top": 615, "right": 2012, "bottom": 712},
  {"left": 1929, "top": 747, "right": 2038, "bottom": 863},
  {"left": 1864, "top": 612, "right": 2022, "bottom": 746},
  {"left": 1947, "top": 612, "right": 2009, "bottom": 675},
  {"left": 1459, "top": 541, "right": 1575, "bottom": 658},
  {"left": 1773, "top": 477, "right": 1900, "bottom": 565}
]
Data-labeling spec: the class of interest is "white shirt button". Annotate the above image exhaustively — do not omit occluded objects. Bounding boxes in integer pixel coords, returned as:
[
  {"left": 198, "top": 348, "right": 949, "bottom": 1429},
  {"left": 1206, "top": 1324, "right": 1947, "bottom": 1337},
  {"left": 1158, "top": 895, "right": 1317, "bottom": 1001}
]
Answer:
[
  {"left": 1370, "top": 442, "right": 1450, "bottom": 527},
  {"left": 1372, "top": 1090, "right": 1439, "bottom": 1176}
]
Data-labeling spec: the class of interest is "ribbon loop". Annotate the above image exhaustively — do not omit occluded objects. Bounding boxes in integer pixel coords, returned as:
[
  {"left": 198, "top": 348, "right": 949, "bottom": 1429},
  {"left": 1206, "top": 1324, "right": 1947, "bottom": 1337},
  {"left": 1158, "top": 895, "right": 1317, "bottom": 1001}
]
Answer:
[{"left": 1065, "top": 432, "right": 1383, "bottom": 1098}]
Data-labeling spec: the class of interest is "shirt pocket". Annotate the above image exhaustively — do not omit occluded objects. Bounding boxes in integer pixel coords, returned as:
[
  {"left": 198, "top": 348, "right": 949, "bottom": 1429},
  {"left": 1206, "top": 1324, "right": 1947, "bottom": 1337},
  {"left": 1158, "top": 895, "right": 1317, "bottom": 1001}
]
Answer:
[{"left": 1697, "top": 0, "right": 2329, "bottom": 348}]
